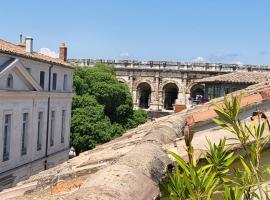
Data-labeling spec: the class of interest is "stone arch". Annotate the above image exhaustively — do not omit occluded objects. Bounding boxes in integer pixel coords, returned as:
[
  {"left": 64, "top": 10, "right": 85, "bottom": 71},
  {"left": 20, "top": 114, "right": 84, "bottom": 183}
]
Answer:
[
  {"left": 190, "top": 84, "right": 204, "bottom": 99},
  {"left": 188, "top": 84, "right": 205, "bottom": 105},
  {"left": 134, "top": 79, "right": 155, "bottom": 92},
  {"left": 159, "top": 80, "right": 183, "bottom": 93},
  {"left": 162, "top": 83, "right": 179, "bottom": 110},
  {"left": 136, "top": 82, "right": 152, "bottom": 109},
  {"left": 186, "top": 81, "right": 196, "bottom": 93}
]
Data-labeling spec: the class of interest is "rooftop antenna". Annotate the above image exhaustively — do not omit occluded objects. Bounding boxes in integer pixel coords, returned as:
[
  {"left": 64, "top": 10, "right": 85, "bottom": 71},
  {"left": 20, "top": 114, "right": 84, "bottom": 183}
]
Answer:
[{"left": 20, "top": 33, "right": 23, "bottom": 43}]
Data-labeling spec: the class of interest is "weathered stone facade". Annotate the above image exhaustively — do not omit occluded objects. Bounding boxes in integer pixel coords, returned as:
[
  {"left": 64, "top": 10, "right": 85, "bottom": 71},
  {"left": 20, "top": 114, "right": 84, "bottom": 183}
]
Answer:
[{"left": 69, "top": 59, "right": 270, "bottom": 111}]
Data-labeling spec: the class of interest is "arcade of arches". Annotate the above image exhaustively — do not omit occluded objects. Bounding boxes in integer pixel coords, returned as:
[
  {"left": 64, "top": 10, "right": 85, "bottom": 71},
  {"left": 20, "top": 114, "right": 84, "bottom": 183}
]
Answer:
[
  {"left": 135, "top": 82, "right": 181, "bottom": 111},
  {"left": 118, "top": 78, "right": 206, "bottom": 111}
]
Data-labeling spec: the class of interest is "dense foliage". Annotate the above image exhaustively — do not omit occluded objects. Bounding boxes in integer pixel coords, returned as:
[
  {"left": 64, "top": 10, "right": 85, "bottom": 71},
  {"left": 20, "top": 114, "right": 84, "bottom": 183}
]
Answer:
[
  {"left": 71, "top": 64, "right": 148, "bottom": 153},
  {"left": 167, "top": 94, "right": 270, "bottom": 200}
]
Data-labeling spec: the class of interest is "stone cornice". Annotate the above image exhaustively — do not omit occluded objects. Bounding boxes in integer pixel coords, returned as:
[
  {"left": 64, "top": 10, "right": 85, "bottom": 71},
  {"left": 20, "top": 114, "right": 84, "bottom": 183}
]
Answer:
[
  {"left": 68, "top": 58, "right": 270, "bottom": 72},
  {"left": 0, "top": 90, "right": 74, "bottom": 99}
]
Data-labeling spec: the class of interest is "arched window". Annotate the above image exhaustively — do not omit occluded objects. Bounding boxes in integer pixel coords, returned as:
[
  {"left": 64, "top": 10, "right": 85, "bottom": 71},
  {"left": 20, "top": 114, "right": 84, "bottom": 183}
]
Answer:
[{"left": 6, "top": 74, "right": 13, "bottom": 89}]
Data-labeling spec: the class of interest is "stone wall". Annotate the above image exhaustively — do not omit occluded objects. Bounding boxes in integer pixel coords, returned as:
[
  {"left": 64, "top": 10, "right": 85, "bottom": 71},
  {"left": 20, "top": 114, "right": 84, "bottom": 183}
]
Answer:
[{"left": 69, "top": 59, "right": 270, "bottom": 111}]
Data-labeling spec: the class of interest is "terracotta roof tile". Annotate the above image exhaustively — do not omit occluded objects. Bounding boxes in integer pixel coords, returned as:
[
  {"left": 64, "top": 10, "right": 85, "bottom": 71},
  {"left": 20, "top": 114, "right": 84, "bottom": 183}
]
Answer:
[
  {"left": 0, "top": 39, "right": 72, "bottom": 68},
  {"left": 186, "top": 86, "right": 270, "bottom": 126},
  {"left": 195, "top": 71, "right": 269, "bottom": 84}
]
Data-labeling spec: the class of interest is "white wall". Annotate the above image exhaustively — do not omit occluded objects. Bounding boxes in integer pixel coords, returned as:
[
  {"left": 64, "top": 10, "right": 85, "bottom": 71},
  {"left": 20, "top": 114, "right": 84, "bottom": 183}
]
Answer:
[
  {"left": 51, "top": 65, "right": 73, "bottom": 92},
  {"left": 0, "top": 53, "right": 74, "bottom": 188},
  {"left": 0, "top": 92, "right": 72, "bottom": 174}
]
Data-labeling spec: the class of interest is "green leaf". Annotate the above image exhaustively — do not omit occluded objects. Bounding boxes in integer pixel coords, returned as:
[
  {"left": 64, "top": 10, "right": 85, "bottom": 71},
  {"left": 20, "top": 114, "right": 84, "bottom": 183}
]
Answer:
[
  {"left": 167, "top": 150, "right": 189, "bottom": 173},
  {"left": 240, "top": 158, "right": 252, "bottom": 177}
]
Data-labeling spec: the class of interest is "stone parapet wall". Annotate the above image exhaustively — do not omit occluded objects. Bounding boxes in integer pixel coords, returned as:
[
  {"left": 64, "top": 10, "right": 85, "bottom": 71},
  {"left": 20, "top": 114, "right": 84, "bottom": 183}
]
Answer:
[{"left": 69, "top": 58, "right": 270, "bottom": 72}]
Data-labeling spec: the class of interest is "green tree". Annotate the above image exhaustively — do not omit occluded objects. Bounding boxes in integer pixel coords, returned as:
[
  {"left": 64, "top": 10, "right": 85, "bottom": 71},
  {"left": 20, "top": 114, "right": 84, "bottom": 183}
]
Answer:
[
  {"left": 73, "top": 64, "right": 134, "bottom": 124},
  {"left": 71, "top": 64, "right": 148, "bottom": 153}
]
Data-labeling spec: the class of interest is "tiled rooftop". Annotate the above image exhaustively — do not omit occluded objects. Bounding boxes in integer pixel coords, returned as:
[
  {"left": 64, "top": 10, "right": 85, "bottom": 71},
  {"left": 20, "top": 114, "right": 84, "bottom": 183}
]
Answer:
[
  {"left": 0, "top": 39, "right": 72, "bottom": 68},
  {"left": 195, "top": 71, "right": 269, "bottom": 84},
  {"left": 4, "top": 81, "right": 270, "bottom": 199}
]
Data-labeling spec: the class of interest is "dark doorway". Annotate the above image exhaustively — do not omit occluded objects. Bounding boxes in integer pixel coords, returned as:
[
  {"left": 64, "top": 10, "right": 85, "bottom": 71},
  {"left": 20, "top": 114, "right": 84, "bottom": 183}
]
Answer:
[
  {"left": 190, "top": 84, "right": 204, "bottom": 104},
  {"left": 163, "top": 83, "right": 179, "bottom": 110},
  {"left": 137, "top": 83, "right": 151, "bottom": 109}
]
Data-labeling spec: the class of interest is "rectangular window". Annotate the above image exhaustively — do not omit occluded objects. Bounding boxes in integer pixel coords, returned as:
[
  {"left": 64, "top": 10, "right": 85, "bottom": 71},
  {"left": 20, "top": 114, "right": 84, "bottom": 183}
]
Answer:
[
  {"left": 50, "top": 111, "right": 55, "bottom": 146},
  {"left": 213, "top": 86, "right": 221, "bottom": 98},
  {"left": 37, "top": 112, "right": 43, "bottom": 151},
  {"left": 208, "top": 85, "right": 221, "bottom": 99},
  {"left": 40, "top": 71, "right": 45, "bottom": 89},
  {"left": 208, "top": 86, "right": 214, "bottom": 99},
  {"left": 52, "top": 73, "right": 57, "bottom": 90},
  {"left": 63, "top": 74, "right": 68, "bottom": 91},
  {"left": 3, "top": 114, "right": 11, "bottom": 161},
  {"left": 21, "top": 113, "right": 29, "bottom": 156},
  {"left": 61, "top": 110, "right": 66, "bottom": 143}
]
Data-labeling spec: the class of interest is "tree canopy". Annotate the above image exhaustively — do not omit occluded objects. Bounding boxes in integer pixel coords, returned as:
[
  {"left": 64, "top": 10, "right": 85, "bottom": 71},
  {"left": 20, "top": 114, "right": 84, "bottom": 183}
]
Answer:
[{"left": 71, "top": 64, "right": 148, "bottom": 153}]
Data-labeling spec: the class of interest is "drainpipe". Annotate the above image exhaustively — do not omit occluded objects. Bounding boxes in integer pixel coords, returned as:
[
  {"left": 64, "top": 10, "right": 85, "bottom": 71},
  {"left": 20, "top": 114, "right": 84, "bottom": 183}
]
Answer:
[{"left": 44, "top": 64, "right": 53, "bottom": 170}]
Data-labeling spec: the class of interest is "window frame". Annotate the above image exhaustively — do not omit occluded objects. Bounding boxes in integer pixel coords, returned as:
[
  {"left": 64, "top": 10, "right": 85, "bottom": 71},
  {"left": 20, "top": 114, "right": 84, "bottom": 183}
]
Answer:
[
  {"left": 37, "top": 111, "right": 44, "bottom": 151},
  {"left": 61, "top": 110, "right": 66, "bottom": 144},
  {"left": 6, "top": 74, "right": 13, "bottom": 89},
  {"left": 52, "top": 73, "right": 57, "bottom": 91},
  {"left": 3, "top": 112, "right": 12, "bottom": 162},
  {"left": 21, "top": 112, "right": 29, "bottom": 156},
  {"left": 50, "top": 110, "right": 56, "bottom": 146},
  {"left": 39, "top": 71, "right": 45, "bottom": 89},
  {"left": 63, "top": 74, "right": 68, "bottom": 91}
]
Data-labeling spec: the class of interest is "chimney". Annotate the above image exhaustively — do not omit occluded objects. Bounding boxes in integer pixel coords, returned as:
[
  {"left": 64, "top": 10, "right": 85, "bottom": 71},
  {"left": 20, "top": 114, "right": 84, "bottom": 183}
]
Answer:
[
  {"left": 59, "top": 43, "right": 67, "bottom": 61},
  {"left": 25, "top": 37, "right": 33, "bottom": 54}
]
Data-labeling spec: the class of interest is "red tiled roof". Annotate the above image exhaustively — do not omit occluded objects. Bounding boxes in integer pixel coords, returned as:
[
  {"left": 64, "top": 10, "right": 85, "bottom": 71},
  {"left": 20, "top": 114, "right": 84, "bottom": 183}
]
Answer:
[
  {"left": 0, "top": 39, "right": 72, "bottom": 68},
  {"left": 195, "top": 71, "right": 269, "bottom": 84},
  {"left": 186, "top": 83, "right": 270, "bottom": 126}
]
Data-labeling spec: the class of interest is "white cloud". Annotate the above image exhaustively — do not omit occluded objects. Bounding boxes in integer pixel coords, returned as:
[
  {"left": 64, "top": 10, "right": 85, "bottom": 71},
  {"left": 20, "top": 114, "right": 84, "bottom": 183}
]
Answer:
[
  {"left": 39, "top": 48, "right": 59, "bottom": 58},
  {"left": 119, "top": 52, "right": 129, "bottom": 58},
  {"left": 192, "top": 56, "right": 208, "bottom": 63},
  {"left": 233, "top": 61, "right": 243, "bottom": 65}
]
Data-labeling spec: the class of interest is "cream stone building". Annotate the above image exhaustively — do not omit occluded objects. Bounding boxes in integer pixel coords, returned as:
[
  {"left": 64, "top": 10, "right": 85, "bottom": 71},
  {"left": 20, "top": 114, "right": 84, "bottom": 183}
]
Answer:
[
  {"left": 0, "top": 36, "right": 73, "bottom": 189},
  {"left": 70, "top": 59, "right": 270, "bottom": 112}
]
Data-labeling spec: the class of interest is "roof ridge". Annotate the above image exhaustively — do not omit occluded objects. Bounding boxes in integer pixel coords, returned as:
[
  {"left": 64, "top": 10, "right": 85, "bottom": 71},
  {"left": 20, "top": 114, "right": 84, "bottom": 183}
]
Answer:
[
  {"left": 0, "top": 39, "right": 20, "bottom": 47},
  {"left": 0, "top": 38, "right": 73, "bottom": 68}
]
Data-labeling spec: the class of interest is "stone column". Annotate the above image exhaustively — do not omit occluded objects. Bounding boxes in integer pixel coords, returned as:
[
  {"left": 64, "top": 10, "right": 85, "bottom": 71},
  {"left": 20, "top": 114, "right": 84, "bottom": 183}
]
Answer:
[
  {"left": 150, "top": 72, "right": 160, "bottom": 111},
  {"left": 129, "top": 71, "right": 137, "bottom": 108},
  {"left": 185, "top": 92, "right": 191, "bottom": 108}
]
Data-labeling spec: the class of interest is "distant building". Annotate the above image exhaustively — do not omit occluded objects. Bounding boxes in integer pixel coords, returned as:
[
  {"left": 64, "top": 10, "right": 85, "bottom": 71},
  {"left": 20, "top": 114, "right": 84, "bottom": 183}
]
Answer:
[
  {"left": 69, "top": 59, "right": 270, "bottom": 112},
  {"left": 0, "top": 36, "right": 74, "bottom": 189},
  {"left": 194, "top": 71, "right": 269, "bottom": 102}
]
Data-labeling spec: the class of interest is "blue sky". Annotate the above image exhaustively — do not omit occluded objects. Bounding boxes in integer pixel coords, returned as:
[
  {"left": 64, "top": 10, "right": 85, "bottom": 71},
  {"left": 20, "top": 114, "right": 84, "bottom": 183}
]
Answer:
[{"left": 0, "top": 0, "right": 270, "bottom": 64}]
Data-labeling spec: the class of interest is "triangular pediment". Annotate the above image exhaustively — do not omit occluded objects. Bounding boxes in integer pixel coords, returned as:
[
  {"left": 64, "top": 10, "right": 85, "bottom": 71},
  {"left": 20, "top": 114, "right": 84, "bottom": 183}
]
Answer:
[{"left": 0, "top": 58, "right": 42, "bottom": 91}]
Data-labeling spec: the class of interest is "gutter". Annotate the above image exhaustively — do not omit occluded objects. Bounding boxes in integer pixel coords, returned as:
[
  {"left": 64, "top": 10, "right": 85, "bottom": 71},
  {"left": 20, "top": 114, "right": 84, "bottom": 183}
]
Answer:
[{"left": 44, "top": 64, "right": 53, "bottom": 170}]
